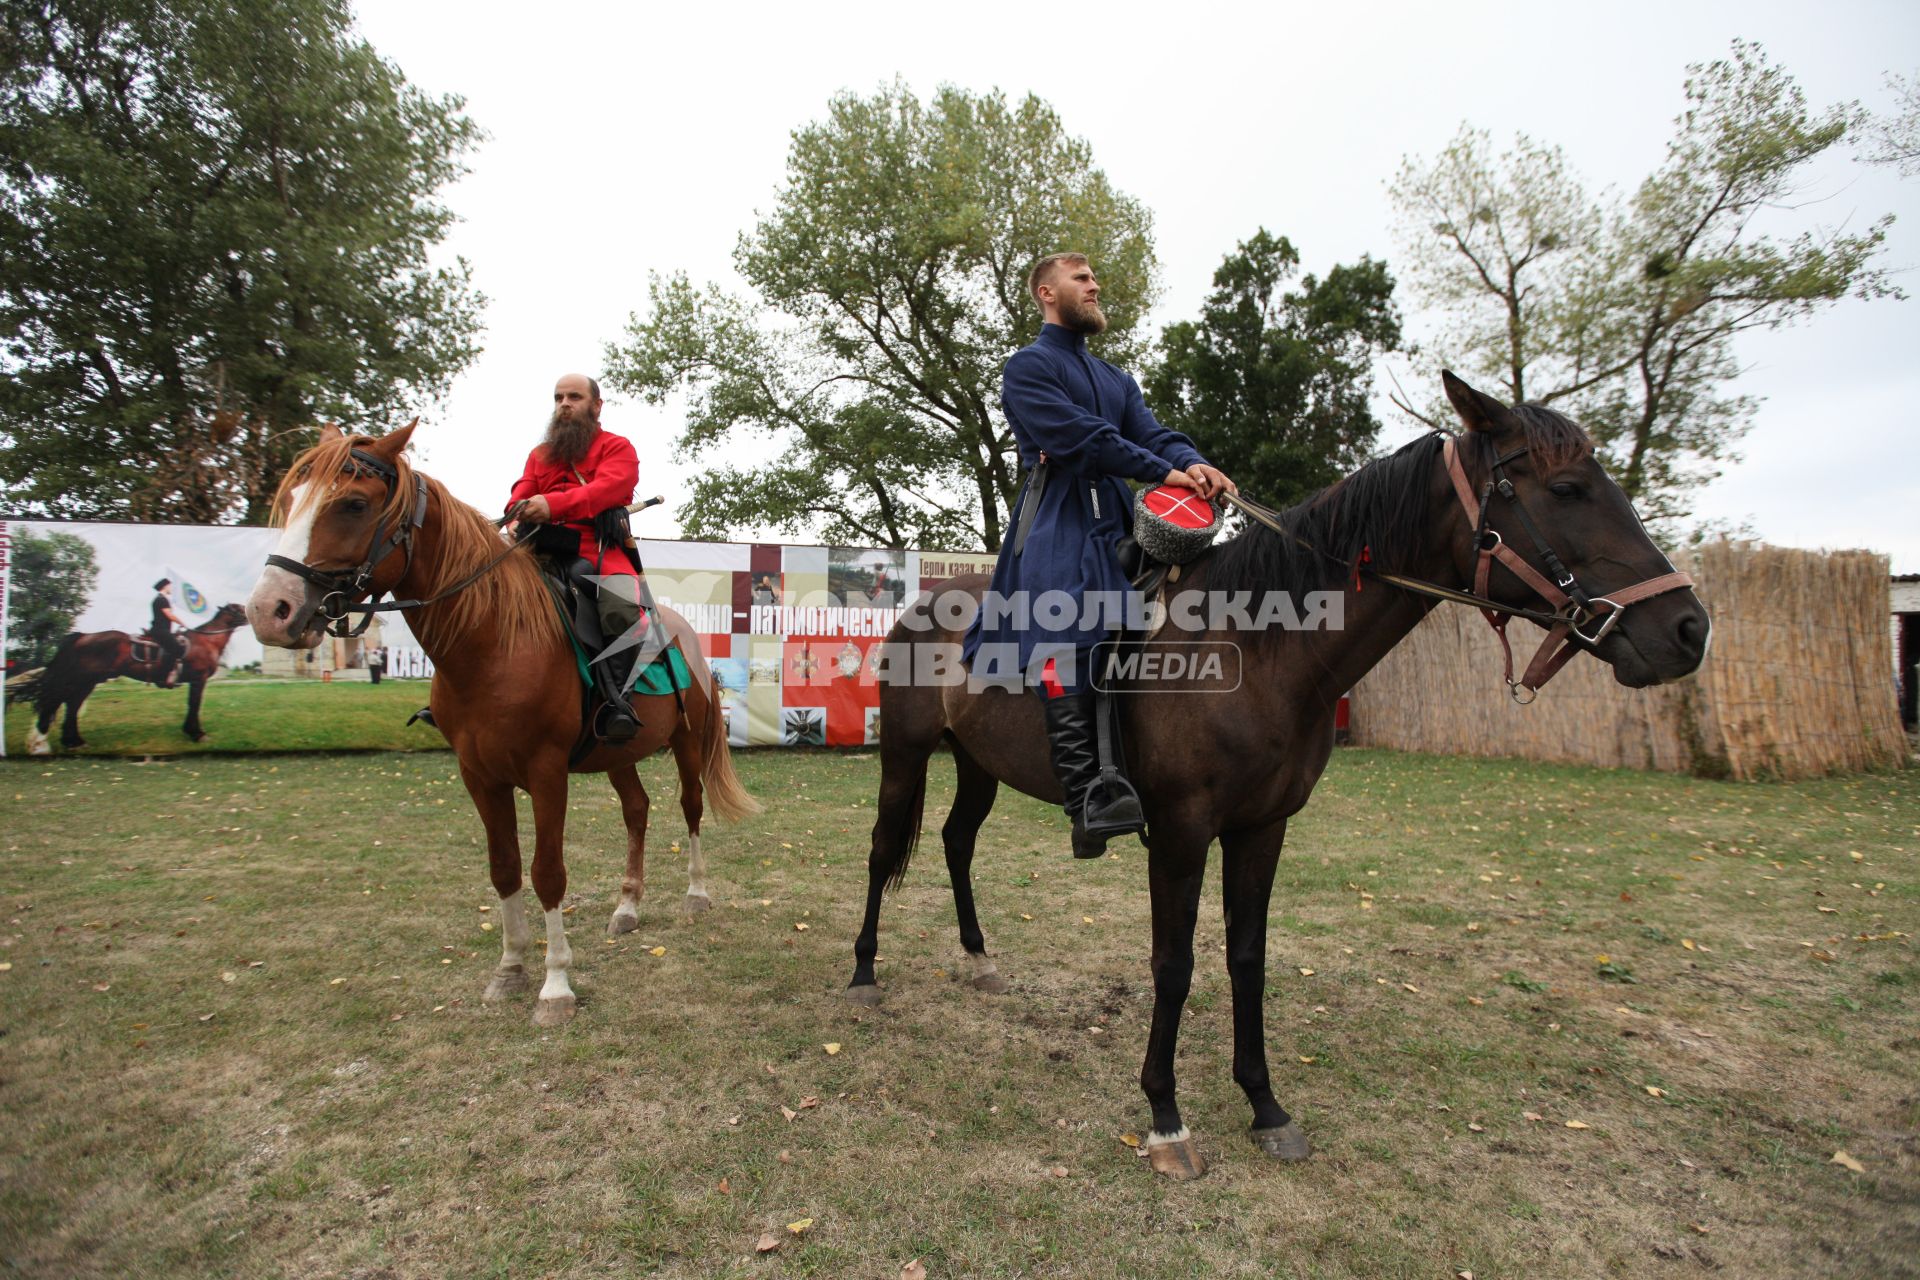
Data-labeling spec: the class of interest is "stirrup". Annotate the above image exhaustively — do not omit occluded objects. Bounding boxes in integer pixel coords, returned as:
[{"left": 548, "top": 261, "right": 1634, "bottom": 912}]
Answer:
[
  {"left": 594, "top": 700, "right": 641, "bottom": 744},
  {"left": 1081, "top": 766, "right": 1145, "bottom": 837}
]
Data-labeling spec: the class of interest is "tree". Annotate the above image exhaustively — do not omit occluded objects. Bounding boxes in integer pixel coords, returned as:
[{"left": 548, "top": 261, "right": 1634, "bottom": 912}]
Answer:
[
  {"left": 0, "top": 0, "right": 484, "bottom": 524},
  {"left": 1142, "top": 229, "right": 1401, "bottom": 508},
  {"left": 605, "top": 83, "right": 1156, "bottom": 550},
  {"left": 1862, "top": 70, "right": 1919, "bottom": 177},
  {"left": 4, "top": 528, "right": 97, "bottom": 671},
  {"left": 1390, "top": 42, "right": 1898, "bottom": 522}
]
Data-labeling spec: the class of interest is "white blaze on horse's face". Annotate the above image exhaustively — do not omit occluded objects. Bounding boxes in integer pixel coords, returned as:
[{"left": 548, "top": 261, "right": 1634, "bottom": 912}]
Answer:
[{"left": 247, "top": 480, "right": 326, "bottom": 649}]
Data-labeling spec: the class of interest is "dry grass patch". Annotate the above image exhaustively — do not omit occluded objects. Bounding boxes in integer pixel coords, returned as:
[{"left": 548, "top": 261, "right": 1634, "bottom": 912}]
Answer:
[{"left": 0, "top": 747, "right": 1913, "bottom": 1278}]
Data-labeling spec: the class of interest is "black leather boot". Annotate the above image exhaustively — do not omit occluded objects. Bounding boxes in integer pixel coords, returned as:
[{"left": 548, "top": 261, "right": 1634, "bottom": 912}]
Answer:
[
  {"left": 591, "top": 589, "right": 643, "bottom": 743},
  {"left": 1043, "top": 690, "right": 1145, "bottom": 858}
]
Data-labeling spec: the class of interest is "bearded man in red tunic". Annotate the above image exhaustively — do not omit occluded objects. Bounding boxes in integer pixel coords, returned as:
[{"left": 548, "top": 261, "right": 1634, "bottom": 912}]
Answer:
[{"left": 505, "top": 372, "right": 643, "bottom": 741}]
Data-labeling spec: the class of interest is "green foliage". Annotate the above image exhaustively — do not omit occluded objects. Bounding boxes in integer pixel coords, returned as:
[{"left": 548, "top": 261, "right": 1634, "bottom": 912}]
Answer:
[
  {"left": 0, "top": 0, "right": 484, "bottom": 523},
  {"left": 1142, "top": 229, "right": 1401, "bottom": 508},
  {"left": 1390, "top": 41, "right": 1899, "bottom": 524},
  {"left": 605, "top": 82, "right": 1156, "bottom": 549},
  {"left": 4, "top": 527, "right": 97, "bottom": 669}
]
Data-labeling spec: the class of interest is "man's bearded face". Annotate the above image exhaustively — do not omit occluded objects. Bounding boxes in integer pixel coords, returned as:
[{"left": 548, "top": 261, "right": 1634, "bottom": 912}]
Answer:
[
  {"left": 544, "top": 398, "right": 599, "bottom": 466},
  {"left": 1056, "top": 292, "right": 1108, "bottom": 335}
]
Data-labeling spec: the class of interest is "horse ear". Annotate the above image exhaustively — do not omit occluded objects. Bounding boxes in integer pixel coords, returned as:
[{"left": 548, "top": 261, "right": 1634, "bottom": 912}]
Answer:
[
  {"left": 372, "top": 419, "right": 418, "bottom": 458},
  {"left": 1442, "top": 371, "right": 1516, "bottom": 435},
  {"left": 320, "top": 422, "right": 345, "bottom": 442}
]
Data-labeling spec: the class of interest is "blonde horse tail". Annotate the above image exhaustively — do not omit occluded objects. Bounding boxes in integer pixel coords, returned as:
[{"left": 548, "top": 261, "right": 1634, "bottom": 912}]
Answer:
[{"left": 699, "top": 676, "right": 761, "bottom": 823}]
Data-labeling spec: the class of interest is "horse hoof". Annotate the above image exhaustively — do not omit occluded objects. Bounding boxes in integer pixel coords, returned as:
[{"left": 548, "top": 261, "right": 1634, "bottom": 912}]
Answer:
[
  {"left": 970, "top": 973, "right": 1013, "bottom": 994},
  {"left": 1250, "top": 1121, "right": 1311, "bottom": 1162},
  {"left": 1147, "top": 1131, "right": 1208, "bottom": 1181},
  {"left": 608, "top": 909, "right": 640, "bottom": 937},
  {"left": 532, "top": 994, "right": 576, "bottom": 1028},
  {"left": 682, "top": 892, "right": 711, "bottom": 915},
  {"left": 841, "top": 983, "right": 885, "bottom": 1007},
  {"left": 482, "top": 966, "right": 529, "bottom": 1002}
]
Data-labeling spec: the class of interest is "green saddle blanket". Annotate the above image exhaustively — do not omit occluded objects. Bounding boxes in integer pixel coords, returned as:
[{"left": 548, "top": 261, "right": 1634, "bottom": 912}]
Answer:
[{"left": 631, "top": 642, "right": 693, "bottom": 697}]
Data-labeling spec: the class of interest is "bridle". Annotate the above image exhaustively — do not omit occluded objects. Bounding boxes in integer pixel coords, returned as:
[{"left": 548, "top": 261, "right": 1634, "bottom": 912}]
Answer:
[
  {"left": 264, "top": 448, "right": 428, "bottom": 637},
  {"left": 263, "top": 447, "right": 534, "bottom": 639},
  {"left": 1226, "top": 431, "right": 1694, "bottom": 702}
]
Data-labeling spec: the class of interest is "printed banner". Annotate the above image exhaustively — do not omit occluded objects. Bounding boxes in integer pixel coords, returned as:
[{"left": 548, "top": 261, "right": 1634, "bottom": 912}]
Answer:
[{"left": 1, "top": 519, "right": 996, "bottom": 752}]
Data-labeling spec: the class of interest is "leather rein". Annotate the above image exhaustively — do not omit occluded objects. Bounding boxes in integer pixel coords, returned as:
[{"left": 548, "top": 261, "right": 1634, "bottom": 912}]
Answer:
[
  {"left": 264, "top": 447, "right": 534, "bottom": 638},
  {"left": 1223, "top": 432, "right": 1694, "bottom": 703}
]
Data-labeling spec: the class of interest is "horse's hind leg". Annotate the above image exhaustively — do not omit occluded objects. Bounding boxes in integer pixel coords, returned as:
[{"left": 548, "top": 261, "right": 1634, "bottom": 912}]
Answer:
[
  {"left": 60, "top": 683, "right": 96, "bottom": 748},
  {"left": 668, "top": 716, "right": 711, "bottom": 913},
  {"left": 945, "top": 741, "right": 1007, "bottom": 993},
  {"left": 606, "top": 764, "right": 650, "bottom": 935},
  {"left": 1140, "top": 817, "right": 1212, "bottom": 1180},
  {"left": 1221, "top": 820, "right": 1310, "bottom": 1162},
  {"left": 462, "top": 768, "right": 533, "bottom": 1003},
  {"left": 844, "top": 726, "right": 938, "bottom": 1006}
]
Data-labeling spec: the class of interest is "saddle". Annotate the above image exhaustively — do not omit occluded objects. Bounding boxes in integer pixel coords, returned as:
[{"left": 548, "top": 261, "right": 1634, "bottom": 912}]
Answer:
[{"left": 536, "top": 554, "right": 691, "bottom": 761}]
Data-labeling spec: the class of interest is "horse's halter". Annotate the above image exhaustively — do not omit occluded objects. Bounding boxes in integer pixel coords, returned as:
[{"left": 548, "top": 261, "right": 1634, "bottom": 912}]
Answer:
[
  {"left": 264, "top": 448, "right": 428, "bottom": 639},
  {"left": 1441, "top": 434, "right": 1693, "bottom": 702}
]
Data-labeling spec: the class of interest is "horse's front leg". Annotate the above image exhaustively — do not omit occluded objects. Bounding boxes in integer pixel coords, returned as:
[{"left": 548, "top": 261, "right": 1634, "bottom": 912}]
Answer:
[
  {"left": 463, "top": 769, "right": 532, "bottom": 1003},
  {"left": 1221, "top": 821, "right": 1311, "bottom": 1162},
  {"left": 1141, "top": 822, "right": 1211, "bottom": 1180},
  {"left": 527, "top": 761, "right": 576, "bottom": 1027},
  {"left": 606, "top": 764, "right": 650, "bottom": 935},
  {"left": 181, "top": 679, "right": 208, "bottom": 741}
]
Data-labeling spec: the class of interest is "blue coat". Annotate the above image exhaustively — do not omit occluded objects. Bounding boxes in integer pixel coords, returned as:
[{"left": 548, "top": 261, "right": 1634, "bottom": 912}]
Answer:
[{"left": 963, "top": 323, "right": 1208, "bottom": 685}]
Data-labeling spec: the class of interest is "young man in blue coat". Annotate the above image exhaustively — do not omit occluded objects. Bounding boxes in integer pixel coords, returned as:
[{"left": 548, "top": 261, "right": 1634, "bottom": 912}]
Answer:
[{"left": 964, "top": 252, "right": 1236, "bottom": 858}]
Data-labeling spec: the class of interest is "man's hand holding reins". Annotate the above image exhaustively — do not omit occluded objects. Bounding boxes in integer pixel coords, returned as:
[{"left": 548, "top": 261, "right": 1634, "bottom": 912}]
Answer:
[{"left": 1164, "top": 463, "right": 1238, "bottom": 500}]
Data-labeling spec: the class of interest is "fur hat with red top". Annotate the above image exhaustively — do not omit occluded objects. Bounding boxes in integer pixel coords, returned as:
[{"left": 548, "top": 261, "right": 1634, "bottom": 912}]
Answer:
[{"left": 1133, "top": 483, "right": 1223, "bottom": 564}]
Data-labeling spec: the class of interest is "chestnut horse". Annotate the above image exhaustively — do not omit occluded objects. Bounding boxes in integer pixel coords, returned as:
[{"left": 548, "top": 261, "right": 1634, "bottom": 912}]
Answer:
[
  {"left": 844, "top": 373, "right": 1711, "bottom": 1177},
  {"left": 247, "top": 424, "right": 758, "bottom": 1027},
  {"left": 23, "top": 603, "right": 249, "bottom": 754}
]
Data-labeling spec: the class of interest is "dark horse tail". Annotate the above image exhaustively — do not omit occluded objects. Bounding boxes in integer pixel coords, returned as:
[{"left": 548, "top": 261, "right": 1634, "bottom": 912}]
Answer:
[
  {"left": 21, "top": 633, "right": 83, "bottom": 709},
  {"left": 876, "top": 736, "right": 930, "bottom": 893}
]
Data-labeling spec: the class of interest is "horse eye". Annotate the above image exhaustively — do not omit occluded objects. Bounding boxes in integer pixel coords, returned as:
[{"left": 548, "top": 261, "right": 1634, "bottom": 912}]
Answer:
[
  {"left": 343, "top": 496, "right": 371, "bottom": 514},
  {"left": 1549, "top": 482, "right": 1580, "bottom": 499}
]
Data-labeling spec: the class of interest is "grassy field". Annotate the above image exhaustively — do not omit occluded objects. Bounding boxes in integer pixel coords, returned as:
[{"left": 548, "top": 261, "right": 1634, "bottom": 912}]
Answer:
[
  {"left": 0, "top": 746, "right": 1914, "bottom": 1278},
  {"left": 4, "top": 676, "right": 445, "bottom": 756}
]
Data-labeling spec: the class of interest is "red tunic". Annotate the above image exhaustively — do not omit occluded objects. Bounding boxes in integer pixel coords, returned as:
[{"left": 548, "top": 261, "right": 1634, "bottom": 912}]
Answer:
[{"left": 506, "top": 426, "right": 639, "bottom": 575}]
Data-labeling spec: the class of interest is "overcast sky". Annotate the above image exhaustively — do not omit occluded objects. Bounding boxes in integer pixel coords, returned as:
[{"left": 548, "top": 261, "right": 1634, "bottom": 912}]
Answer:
[{"left": 350, "top": 0, "right": 1920, "bottom": 571}]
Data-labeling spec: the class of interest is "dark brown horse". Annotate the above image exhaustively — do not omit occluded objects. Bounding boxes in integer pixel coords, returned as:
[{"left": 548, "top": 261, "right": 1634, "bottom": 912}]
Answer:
[
  {"left": 23, "top": 603, "right": 249, "bottom": 754},
  {"left": 246, "top": 424, "right": 759, "bottom": 1027},
  {"left": 844, "top": 373, "right": 1710, "bottom": 1178}
]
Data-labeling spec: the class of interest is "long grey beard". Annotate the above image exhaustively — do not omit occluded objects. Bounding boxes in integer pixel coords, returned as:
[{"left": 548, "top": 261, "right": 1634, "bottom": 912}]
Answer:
[{"left": 543, "top": 412, "right": 597, "bottom": 467}]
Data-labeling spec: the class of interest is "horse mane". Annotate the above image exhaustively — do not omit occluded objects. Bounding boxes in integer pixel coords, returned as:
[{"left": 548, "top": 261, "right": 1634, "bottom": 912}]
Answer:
[
  {"left": 273, "top": 433, "right": 561, "bottom": 657},
  {"left": 1200, "top": 408, "right": 1595, "bottom": 604},
  {"left": 1201, "top": 432, "right": 1448, "bottom": 600}
]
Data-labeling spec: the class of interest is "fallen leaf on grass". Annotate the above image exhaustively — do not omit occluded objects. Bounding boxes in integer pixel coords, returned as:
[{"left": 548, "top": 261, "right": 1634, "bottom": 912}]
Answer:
[
  {"left": 1298, "top": 968, "right": 1315, "bottom": 976},
  {"left": 799, "top": 1096, "right": 820, "bottom": 1109},
  {"left": 480, "top": 922, "right": 494, "bottom": 932},
  {"left": 1019, "top": 913, "right": 1033, "bottom": 921},
  {"left": 780, "top": 1106, "right": 798, "bottom": 1123},
  {"left": 778, "top": 1149, "right": 792, "bottom": 1163},
  {"left": 793, "top": 922, "right": 809, "bottom": 932},
  {"left": 1119, "top": 1133, "right": 1141, "bottom": 1148},
  {"left": 648, "top": 946, "right": 666, "bottom": 957},
  {"left": 1681, "top": 938, "right": 1696, "bottom": 951},
  {"left": 197, "top": 1013, "right": 214, "bottom": 1022},
  {"left": 1645, "top": 1086, "right": 1668, "bottom": 1098},
  {"left": 787, "top": 1217, "right": 814, "bottom": 1235},
  {"left": 0, "top": 963, "right": 11, "bottom": 973},
  {"left": 1688, "top": 1222, "right": 1710, "bottom": 1235},
  {"left": 823, "top": 1042, "right": 841, "bottom": 1055},
  {"left": 717, "top": 1178, "right": 731, "bottom": 1194},
  {"left": 755, "top": 1232, "right": 780, "bottom": 1253},
  {"left": 1402, "top": 983, "right": 1420, "bottom": 993},
  {"left": 1466, "top": 996, "right": 1484, "bottom": 1006},
  {"left": 1522, "top": 1112, "right": 1544, "bottom": 1123},
  {"left": 91, "top": 982, "right": 110, "bottom": 992},
  {"left": 1830, "top": 1151, "right": 1865, "bottom": 1174},
  {"left": 1468, "top": 1123, "right": 1484, "bottom": 1133},
  {"left": 726, "top": 1114, "right": 741, "bottom": 1126},
  {"left": 902, "top": 1261, "right": 927, "bottom": 1280},
  {"left": 1048, "top": 1165, "right": 1068, "bottom": 1178},
  {"left": 1298, "top": 1055, "right": 1316, "bottom": 1064},
  {"left": 221, "top": 971, "right": 236, "bottom": 983},
  {"left": 1564, "top": 1120, "right": 1591, "bottom": 1130}
]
